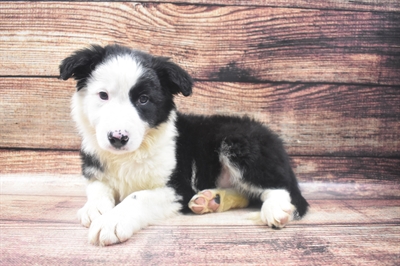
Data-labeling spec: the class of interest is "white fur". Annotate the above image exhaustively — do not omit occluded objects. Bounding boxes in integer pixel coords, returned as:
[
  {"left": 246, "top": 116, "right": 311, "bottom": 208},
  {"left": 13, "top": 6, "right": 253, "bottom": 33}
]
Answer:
[
  {"left": 77, "top": 180, "right": 116, "bottom": 228},
  {"left": 88, "top": 112, "right": 178, "bottom": 201},
  {"left": 73, "top": 54, "right": 181, "bottom": 245},
  {"left": 190, "top": 160, "right": 200, "bottom": 193},
  {"left": 260, "top": 189, "right": 295, "bottom": 228},
  {"left": 88, "top": 187, "right": 181, "bottom": 246},
  {"left": 72, "top": 54, "right": 147, "bottom": 155}
]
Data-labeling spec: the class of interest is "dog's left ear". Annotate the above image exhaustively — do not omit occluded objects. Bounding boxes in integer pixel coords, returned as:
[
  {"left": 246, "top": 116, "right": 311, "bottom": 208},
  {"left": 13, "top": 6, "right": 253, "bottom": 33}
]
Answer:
[{"left": 152, "top": 57, "right": 193, "bottom": 97}]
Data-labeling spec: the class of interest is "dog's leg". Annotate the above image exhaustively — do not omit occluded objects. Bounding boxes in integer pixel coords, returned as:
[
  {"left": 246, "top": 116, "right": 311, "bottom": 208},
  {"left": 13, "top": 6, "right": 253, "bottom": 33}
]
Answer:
[
  {"left": 188, "top": 189, "right": 249, "bottom": 214},
  {"left": 259, "top": 189, "right": 295, "bottom": 228},
  {"left": 77, "top": 180, "right": 116, "bottom": 228},
  {"left": 88, "top": 187, "right": 181, "bottom": 246}
]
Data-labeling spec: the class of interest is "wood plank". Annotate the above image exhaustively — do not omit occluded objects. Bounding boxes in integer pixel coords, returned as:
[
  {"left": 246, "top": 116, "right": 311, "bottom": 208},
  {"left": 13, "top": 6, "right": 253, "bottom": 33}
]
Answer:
[
  {"left": 0, "top": 78, "right": 80, "bottom": 150},
  {"left": 1, "top": 222, "right": 398, "bottom": 265},
  {"left": 1, "top": 178, "right": 399, "bottom": 265},
  {"left": 112, "top": 0, "right": 400, "bottom": 12},
  {"left": 1, "top": 151, "right": 399, "bottom": 184},
  {"left": 2, "top": 192, "right": 399, "bottom": 225},
  {"left": 291, "top": 157, "right": 400, "bottom": 183},
  {"left": 24, "top": 0, "right": 400, "bottom": 12},
  {"left": 2, "top": 174, "right": 398, "bottom": 201},
  {"left": 0, "top": 174, "right": 85, "bottom": 197},
  {"left": 0, "top": 149, "right": 81, "bottom": 175},
  {"left": 0, "top": 3, "right": 399, "bottom": 85},
  {"left": 1, "top": 78, "right": 399, "bottom": 156},
  {"left": 2, "top": 174, "right": 399, "bottom": 225},
  {"left": 1, "top": 175, "right": 398, "bottom": 264}
]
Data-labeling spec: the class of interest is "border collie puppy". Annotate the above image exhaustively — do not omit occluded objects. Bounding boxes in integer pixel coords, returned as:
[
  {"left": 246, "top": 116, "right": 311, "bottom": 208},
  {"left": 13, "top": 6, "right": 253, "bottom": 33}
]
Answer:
[{"left": 59, "top": 44, "right": 309, "bottom": 246}]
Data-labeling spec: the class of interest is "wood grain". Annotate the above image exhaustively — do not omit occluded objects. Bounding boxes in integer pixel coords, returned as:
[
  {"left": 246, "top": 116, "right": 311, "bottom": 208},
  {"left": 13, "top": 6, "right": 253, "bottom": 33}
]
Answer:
[
  {"left": 2, "top": 150, "right": 399, "bottom": 185},
  {"left": 1, "top": 222, "right": 398, "bottom": 265},
  {"left": 291, "top": 156, "right": 400, "bottom": 183},
  {"left": 0, "top": 192, "right": 396, "bottom": 224},
  {"left": 113, "top": 0, "right": 400, "bottom": 12},
  {"left": 1, "top": 78, "right": 399, "bottom": 156},
  {"left": 2, "top": 195, "right": 400, "bottom": 228},
  {"left": 0, "top": 149, "right": 81, "bottom": 175},
  {"left": 0, "top": 78, "right": 80, "bottom": 150},
  {"left": 1, "top": 175, "right": 399, "bottom": 265},
  {"left": 2, "top": 174, "right": 399, "bottom": 200},
  {"left": 0, "top": 2, "right": 399, "bottom": 85}
]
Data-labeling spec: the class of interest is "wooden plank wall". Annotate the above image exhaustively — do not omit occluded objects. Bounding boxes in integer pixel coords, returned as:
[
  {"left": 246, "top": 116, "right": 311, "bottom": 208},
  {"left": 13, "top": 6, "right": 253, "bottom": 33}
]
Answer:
[{"left": 0, "top": 1, "right": 399, "bottom": 184}]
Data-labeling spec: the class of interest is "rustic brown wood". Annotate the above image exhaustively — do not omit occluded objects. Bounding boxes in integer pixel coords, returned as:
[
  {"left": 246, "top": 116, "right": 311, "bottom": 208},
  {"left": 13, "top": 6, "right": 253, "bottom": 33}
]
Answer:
[
  {"left": 291, "top": 156, "right": 400, "bottom": 183},
  {"left": 0, "top": 149, "right": 81, "bottom": 175},
  {"left": 0, "top": 3, "right": 399, "bottom": 85},
  {"left": 34, "top": 0, "right": 400, "bottom": 12},
  {"left": 0, "top": 78, "right": 80, "bottom": 150},
  {"left": 2, "top": 174, "right": 400, "bottom": 201},
  {"left": 2, "top": 192, "right": 398, "bottom": 224},
  {"left": 1, "top": 78, "right": 399, "bottom": 156},
  {"left": 2, "top": 221, "right": 398, "bottom": 265},
  {"left": 116, "top": 0, "right": 400, "bottom": 12},
  {"left": 1, "top": 175, "right": 399, "bottom": 265},
  {"left": 2, "top": 150, "right": 399, "bottom": 186}
]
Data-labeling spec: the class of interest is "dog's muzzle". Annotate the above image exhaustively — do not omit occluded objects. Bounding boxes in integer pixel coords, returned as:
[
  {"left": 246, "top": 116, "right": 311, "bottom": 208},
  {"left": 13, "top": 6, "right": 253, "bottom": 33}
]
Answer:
[{"left": 108, "top": 131, "right": 129, "bottom": 149}]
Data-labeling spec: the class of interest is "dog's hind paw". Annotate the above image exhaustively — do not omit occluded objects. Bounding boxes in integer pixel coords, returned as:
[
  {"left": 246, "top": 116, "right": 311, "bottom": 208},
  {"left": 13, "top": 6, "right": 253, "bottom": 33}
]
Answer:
[
  {"left": 260, "top": 189, "right": 295, "bottom": 229},
  {"left": 188, "top": 190, "right": 221, "bottom": 214},
  {"left": 188, "top": 189, "right": 249, "bottom": 214}
]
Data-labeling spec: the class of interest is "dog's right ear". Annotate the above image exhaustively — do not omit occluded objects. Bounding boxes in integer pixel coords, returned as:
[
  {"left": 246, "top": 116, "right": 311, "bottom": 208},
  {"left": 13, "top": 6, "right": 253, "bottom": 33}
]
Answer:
[{"left": 59, "top": 45, "right": 106, "bottom": 90}]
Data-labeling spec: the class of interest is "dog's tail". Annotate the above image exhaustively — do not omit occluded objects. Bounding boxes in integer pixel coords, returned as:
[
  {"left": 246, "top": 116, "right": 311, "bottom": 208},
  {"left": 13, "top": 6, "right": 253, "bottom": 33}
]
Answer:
[{"left": 288, "top": 168, "right": 309, "bottom": 219}]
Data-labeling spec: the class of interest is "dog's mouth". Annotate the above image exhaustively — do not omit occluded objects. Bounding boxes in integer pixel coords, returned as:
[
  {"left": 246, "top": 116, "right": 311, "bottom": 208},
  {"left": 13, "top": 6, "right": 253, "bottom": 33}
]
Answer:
[{"left": 103, "top": 144, "right": 131, "bottom": 154}]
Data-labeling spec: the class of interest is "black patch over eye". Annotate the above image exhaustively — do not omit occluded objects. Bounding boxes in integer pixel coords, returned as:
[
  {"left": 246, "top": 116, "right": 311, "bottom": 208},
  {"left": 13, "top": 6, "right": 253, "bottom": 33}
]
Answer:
[
  {"left": 138, "top": 94, "right": 149, "bottom": 105},
  {"left": 99, "top": 91, "right": 109, "bottom": 100}
]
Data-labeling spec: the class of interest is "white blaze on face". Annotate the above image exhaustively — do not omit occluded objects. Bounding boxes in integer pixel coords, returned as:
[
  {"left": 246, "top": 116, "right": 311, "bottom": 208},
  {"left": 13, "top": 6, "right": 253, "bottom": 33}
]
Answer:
[{"left": 82, "top": 55, "right": 149, "bottom": 154}]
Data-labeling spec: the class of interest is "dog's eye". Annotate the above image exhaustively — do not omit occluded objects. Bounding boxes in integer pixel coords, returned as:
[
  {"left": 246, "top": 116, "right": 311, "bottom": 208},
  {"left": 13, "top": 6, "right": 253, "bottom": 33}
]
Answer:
[
  {"left": 138, "top": 95, "right": 149, "bottom": 105},
  {"left": 99, "top": 92, "right": 109, "bottom": 100}
]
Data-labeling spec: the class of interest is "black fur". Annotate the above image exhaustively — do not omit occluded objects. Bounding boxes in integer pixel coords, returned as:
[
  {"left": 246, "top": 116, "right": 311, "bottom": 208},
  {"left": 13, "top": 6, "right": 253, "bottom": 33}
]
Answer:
[
  {"left": 59, "top": 45, "right": 106, "bottom": 90},
  {"left": 169, "top": 114, "right": 309, "bottom": 217},
  {"left": 80, "top": 151, "right": 104, "bottom": 179}
]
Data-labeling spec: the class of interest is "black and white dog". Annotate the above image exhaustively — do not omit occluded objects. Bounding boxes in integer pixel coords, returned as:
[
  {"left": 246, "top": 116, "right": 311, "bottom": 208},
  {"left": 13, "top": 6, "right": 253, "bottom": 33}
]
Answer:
[{"left": 60, "top": 44, "right": 309, "bottom": 246}]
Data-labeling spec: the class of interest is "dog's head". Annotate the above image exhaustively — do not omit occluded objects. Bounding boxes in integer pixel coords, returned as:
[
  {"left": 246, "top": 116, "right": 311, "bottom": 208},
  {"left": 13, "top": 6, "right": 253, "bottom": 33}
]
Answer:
[{"left": 60, "top": 44, "right": 193, "bottom": 154}]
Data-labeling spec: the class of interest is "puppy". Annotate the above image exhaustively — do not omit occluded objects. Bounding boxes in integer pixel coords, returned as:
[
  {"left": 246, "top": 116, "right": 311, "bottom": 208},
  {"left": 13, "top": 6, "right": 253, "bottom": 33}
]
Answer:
[{"left": 59, "top": 44, "right": 309, "bottom": 246}]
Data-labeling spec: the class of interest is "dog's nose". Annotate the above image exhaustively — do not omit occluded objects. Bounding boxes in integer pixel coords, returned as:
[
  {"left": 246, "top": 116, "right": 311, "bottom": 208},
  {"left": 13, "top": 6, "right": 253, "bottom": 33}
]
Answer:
[{"left": 108, "top": 131, "right": 129, "bottom": 149}]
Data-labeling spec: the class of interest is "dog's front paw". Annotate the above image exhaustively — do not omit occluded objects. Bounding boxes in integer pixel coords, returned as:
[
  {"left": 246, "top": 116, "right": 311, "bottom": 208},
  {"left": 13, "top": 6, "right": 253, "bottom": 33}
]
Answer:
[
  {"left": 88, "top": 212, "right": 135, "bottom": 246},
  {"left": 77, "top": 198, "right": 115, "bottom": 228},
  {"left": 260, "top": 190, "right": 295, "bottom": 228},
  {"left": 88, "top": 198, "right": 141, "bottom": 246}
]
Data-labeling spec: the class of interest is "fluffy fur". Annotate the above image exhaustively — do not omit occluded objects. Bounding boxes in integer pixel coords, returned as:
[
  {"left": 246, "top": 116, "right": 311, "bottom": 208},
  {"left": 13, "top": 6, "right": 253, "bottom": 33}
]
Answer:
[{"left": 59, "top": 44, "right": 309, "bottom": 246}]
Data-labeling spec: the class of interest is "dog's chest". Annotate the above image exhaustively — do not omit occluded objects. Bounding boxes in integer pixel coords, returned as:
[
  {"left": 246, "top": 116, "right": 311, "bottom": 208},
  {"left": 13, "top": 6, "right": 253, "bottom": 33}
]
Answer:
[{"left": 98, "top": 146, "right": 177, "bottom": 201}]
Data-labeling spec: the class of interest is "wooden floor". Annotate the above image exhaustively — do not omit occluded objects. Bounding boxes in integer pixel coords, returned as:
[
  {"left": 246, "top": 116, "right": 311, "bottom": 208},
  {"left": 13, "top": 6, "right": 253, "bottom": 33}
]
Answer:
[
  {"left": 1, "top": 0, "right": 399, "bottom": 265},
  {"left": 1, "top": 174, "right": 399, "bottom": 265}
]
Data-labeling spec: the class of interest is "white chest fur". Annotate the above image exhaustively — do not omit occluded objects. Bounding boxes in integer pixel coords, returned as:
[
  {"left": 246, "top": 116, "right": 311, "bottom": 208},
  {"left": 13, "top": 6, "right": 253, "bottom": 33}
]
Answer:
[{"left": 87, "top": 113, "right": 178, "bottom": 202}]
